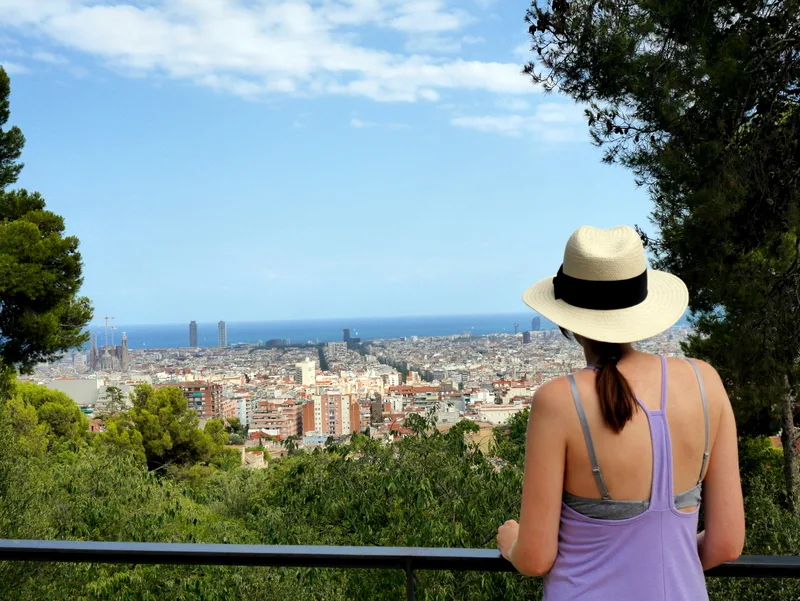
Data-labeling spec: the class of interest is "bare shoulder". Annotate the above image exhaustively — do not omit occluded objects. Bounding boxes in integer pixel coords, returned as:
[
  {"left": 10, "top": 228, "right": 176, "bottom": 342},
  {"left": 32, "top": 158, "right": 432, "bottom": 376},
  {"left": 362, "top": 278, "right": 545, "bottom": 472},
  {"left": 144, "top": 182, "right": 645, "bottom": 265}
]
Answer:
[
  {"left": 532, "top": 375, "right": 574, "bottom": 417},
  {"left": 682, "top": 357, "right": 729, "bottom": 404},
  {"left": 683, "top": 357, "right": 724, "bottom": 385}
]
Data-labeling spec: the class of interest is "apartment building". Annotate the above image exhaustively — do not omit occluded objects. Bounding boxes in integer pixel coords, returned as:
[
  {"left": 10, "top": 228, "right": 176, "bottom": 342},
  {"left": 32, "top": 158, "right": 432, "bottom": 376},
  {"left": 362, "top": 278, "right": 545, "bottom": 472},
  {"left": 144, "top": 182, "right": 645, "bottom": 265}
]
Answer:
[
  {"left": 250, "top": 399, "right": 303, "bottom": 440},
  {"left": 308, "top": 391, "right": 361, "bottom": 437},
  {"left": 174, "top": 381, "right": 222, "bottom": 420}
]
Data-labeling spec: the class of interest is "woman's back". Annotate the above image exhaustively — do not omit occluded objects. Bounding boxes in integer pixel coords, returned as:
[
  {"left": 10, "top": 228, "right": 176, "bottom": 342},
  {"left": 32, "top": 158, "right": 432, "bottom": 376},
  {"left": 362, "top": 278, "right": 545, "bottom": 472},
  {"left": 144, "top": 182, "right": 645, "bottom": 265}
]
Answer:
[
  {"left": 544, "top": 353, "right": 720, "bottom": 600},
  {"left": 563, "top": 353, "right": 718, "bottom": 509}
]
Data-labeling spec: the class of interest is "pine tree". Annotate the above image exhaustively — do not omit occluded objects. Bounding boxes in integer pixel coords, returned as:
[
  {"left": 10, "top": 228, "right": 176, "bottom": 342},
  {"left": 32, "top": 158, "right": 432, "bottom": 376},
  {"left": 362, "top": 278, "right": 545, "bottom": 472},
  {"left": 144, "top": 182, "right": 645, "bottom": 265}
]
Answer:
[{"left": 0, "top": 66, "right": 93, "bottom": 378}]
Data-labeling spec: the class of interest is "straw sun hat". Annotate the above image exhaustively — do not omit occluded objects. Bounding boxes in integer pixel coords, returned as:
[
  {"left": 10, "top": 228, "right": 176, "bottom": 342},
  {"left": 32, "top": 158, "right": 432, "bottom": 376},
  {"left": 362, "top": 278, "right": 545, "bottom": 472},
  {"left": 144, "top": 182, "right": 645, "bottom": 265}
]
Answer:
[{"left": 522, "top": 225, "right": 689, "bottom": 344}]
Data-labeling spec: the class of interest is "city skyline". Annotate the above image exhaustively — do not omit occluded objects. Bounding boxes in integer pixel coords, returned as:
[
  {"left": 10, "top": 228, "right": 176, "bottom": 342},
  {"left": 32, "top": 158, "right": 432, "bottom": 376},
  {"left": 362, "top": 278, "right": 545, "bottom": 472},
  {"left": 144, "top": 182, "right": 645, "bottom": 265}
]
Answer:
[
  {"left": 91, "top": 309, "right": 551, "bottom": 328},
  {"left": 85, "top": 312, "right": 567, "bottom": 349},
  {"left": 89, "top": 307, "right": 690, "bottom": 329},
  {"left": 3, "top": 0, "right": 655, "bottom": 324}
]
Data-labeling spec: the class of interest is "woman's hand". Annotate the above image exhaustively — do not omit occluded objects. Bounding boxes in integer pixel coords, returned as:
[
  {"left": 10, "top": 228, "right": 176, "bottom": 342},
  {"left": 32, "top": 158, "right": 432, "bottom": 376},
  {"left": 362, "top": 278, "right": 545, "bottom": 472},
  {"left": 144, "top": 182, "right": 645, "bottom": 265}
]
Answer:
[{"left": 497, "top": 519, "right": 520, "bottom": 562}]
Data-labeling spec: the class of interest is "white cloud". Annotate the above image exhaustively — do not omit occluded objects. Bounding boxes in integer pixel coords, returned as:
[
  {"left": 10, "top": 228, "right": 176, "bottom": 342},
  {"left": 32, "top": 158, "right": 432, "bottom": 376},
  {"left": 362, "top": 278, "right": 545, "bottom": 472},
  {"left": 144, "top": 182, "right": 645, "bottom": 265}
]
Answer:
[
  {"left": 475, "top": 0, "right": 497, "bottom": 7},
  {"left": 349, "top": 118, "right": 376, "bottom": 128},
  {"left": 496, "top": 97, "right": 530, "bottom": 111},
  {"left": 0, "top": 61, "right": 29, "bottom": 74},
  {"left": 31, "top": 50, "right": 68, "bottom": 64},
  {"left": 389, "top": 1, "right": 473, "bottom": 33},
  {"left": 452, "top": 114, "right": 529, "bottom": 135},
  {"left": 403, "top": 33, "right": 483, "bottom": 54},
  {"left": 451, "top": 102, "right": 587, "bottom": 140},
  {"left": 405, "top": 35, "right": 457, "bottom": 54},
  {"left": 0, "top": 0, "right": 536, "bottom": 103},
  {"left": 319, "top": 0, "right": 470, "bottom": 32}
]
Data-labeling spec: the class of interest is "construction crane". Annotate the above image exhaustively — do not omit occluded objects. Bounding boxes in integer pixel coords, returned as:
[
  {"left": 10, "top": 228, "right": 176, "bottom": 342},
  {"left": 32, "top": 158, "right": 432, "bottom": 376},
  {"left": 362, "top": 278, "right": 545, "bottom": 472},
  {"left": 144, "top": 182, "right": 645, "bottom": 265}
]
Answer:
[{"left": 103, "top": 315, "right": 115, "bottom": 348}]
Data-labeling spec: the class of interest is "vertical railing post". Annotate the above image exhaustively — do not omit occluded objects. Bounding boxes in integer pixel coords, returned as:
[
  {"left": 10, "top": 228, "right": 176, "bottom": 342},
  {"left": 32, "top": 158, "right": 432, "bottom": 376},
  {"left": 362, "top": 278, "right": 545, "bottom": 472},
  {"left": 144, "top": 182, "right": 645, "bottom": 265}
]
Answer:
[{"left": 406, "top": 559, "right": 416, "bottom": 601}]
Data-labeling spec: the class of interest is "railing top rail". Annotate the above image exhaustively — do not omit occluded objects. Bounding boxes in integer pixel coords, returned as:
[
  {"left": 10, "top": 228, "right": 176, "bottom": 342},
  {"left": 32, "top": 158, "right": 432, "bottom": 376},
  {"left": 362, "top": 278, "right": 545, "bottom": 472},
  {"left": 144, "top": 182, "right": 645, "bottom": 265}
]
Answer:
[
  {"left": 0, "top": 540, "right": 797, "bottom": 578},
  {"left": 0, "top": 540, "right": 507, "bottom": 571}
]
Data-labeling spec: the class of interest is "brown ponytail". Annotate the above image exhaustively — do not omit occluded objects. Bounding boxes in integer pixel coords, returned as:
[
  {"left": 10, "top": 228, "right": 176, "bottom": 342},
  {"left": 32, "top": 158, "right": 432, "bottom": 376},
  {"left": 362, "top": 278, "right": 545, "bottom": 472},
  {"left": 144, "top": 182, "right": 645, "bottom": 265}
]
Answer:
[
  {"left": 561, "top": 329, "right": 638, "bottom": 434},
  {"left": 594, "top": 342, "right": 637, "bottom": 433}
]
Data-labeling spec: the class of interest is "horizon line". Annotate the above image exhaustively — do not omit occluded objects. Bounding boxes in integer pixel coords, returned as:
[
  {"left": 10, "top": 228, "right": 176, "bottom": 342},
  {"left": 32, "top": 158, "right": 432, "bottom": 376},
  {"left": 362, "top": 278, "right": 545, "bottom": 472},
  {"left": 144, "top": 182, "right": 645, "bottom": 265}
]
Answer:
[{"left": 86, "top": 310, "right": 549, "bottom": 328}]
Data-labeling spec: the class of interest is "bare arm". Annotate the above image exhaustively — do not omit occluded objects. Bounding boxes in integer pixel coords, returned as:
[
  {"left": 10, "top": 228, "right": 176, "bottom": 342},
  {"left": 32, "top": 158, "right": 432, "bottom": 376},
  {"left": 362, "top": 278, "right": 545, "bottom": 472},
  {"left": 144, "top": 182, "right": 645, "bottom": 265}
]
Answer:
[
  {"left": 696, "top": 361, "right": 745, "bottom": 570},
  {"left": 507, "top": 379, "right": 567, "bottom": 576}
]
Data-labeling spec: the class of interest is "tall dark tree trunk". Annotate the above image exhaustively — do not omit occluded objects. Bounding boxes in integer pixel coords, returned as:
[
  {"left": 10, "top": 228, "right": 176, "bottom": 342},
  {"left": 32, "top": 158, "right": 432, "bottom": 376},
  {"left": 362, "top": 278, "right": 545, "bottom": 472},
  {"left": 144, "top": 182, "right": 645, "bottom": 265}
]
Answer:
[{"left": 780, "top": 374, "right": 800, "bottom": 513}]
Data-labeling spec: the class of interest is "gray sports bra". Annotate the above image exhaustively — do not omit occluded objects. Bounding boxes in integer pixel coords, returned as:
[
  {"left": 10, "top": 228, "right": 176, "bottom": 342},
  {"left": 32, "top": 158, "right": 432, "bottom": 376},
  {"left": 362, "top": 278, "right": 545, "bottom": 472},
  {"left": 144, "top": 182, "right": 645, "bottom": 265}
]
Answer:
[{"left": 562, "top": 358, "right": 709, "bottom": 520}]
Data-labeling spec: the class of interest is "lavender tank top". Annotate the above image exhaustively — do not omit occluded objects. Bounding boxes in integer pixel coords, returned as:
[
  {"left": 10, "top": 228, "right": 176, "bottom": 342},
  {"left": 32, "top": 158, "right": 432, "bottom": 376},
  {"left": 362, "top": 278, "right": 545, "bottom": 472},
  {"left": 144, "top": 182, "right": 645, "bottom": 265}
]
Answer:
[{"left": 543, "top": 356, "right": 709, "bottom": 601}]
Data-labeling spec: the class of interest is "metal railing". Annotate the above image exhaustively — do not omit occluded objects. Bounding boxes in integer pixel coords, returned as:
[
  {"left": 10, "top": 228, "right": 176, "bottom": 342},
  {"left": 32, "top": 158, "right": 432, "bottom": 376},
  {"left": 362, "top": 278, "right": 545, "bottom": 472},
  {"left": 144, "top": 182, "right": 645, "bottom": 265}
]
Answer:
[{"left": 1, "top": 540, "right": 799, "bottom": 600}]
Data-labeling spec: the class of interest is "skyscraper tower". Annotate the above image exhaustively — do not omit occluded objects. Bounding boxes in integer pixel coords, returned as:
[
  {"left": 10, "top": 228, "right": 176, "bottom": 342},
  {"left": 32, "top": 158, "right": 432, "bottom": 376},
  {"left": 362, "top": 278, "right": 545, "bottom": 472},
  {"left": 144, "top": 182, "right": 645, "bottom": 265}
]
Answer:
[
  {"left": 218, "top": 321, "right": 227, "bottom": 348},
  {"left": 343, "top": 328, "right": 351, "bottom": 342},
  {"left": 189, "top": 321, "right": 198, "bottom": 347},
  {"left": 531, "top": 316, "right": 541, "bottom": 331}
]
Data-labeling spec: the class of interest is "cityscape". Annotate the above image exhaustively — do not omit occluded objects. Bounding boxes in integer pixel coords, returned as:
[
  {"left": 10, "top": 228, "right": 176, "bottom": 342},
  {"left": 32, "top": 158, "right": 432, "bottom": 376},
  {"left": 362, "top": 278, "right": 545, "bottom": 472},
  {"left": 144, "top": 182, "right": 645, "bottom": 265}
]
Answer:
[
  {"left": 0, "top": 0, "right": 793, "bottom": 595},
  {"left": 27, "top": 318, "right": 692, "bottom": 463}
]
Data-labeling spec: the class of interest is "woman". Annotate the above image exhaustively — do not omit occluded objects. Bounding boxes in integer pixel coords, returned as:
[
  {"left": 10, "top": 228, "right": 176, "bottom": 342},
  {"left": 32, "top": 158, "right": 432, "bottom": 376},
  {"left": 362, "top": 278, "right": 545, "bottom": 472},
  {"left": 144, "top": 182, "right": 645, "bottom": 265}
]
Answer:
[{"left": 497, "top": 225, "right": 745, "bottom": 600}]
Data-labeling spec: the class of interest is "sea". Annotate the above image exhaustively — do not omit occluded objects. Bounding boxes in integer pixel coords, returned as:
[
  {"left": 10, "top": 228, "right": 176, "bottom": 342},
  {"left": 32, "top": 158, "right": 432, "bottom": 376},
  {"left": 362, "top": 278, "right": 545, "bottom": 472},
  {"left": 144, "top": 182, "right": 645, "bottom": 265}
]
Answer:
[
  {"left": 88, "top": 313, "right": 554, "bottom": 350},
  {"left": 88, "top": 312, "right": 692, "bottom": 350}
]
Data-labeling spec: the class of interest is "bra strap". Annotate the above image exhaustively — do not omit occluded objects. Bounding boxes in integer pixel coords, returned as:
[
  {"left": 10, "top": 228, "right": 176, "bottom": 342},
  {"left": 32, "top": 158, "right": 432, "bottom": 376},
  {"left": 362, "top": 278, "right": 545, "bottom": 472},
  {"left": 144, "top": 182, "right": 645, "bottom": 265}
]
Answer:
[
  {"left": 686, "top": 359, "right": 710, "bottom": 485},
  {"left": 567, "top": 374, "right": 611, "bottom": 500}
]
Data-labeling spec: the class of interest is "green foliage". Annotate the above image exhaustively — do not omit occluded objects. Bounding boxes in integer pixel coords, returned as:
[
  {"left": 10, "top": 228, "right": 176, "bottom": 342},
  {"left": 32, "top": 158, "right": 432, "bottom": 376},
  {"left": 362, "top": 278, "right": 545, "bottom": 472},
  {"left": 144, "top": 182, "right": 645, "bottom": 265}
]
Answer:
[
  {"left": 490, "top": 408, "right": 529, "bottom": 465},
  {"left": 9, "top": 382, "right": 88, "bottom": 448},
  {"left": 216, "top": 447, "right": 242, "bottom": 471},
  {"left": 282, "top": 435, "right": 301, "bottom": 455},
  {"left": 403, "top": 412, "right": 429, "bottom": 435},
  {"left": 99, "top": 385, "right": 126, "bottom": 415},
  {"left": 0, "top": 394, "right": 540, "bottom": 600},
  {"left": 0, "top": 68, "right": 92, "bottom": 374},
  {"left": 225, "top": 416, "right": 247, "bottom": 438},
  {"left": 204, "top": 418, "right": 230, "bottom": 448},
  {"left": 94, "top": 417, "right": 146, "bottom": 466},
  {"left": 0, "top": 381, "right": 796, "bottom": 601},
  {"left": 116, "top": 384, "right": 222, "bottom": 471},
  {"left": 3, "top": 395, "right": 48, "bottom": 456},
  {"left": 444, "top": 419, "right": 480, "bottom": 455}
]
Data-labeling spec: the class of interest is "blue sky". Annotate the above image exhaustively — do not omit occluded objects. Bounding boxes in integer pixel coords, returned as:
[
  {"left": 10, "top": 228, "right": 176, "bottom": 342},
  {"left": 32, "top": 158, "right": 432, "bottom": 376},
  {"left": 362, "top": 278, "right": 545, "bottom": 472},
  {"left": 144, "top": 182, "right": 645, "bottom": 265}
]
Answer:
[{"left": 0, "top": 0, "right": 655, "bottom": 325}]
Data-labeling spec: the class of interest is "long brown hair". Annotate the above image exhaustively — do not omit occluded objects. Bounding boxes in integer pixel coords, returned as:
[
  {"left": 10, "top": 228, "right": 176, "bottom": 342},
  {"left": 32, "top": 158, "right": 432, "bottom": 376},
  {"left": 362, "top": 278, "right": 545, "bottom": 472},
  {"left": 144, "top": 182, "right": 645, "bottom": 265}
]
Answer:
[{"left": 561, "top": 328, "right": 637, "bottom": 433}]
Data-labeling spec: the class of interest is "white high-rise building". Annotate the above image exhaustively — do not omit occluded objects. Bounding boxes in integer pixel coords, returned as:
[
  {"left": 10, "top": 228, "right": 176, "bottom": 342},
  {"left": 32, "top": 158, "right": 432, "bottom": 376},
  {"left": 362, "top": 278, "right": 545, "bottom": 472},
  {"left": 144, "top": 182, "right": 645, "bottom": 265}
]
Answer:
[
  {"left": 218, "top": 321, "right": 227, "bottom": 348},
  {"left": 340, "top": 395, "right": 351, "bottom": 434},
  {"left": 295, "top": 358, "right": 316, "bottom": 386}
]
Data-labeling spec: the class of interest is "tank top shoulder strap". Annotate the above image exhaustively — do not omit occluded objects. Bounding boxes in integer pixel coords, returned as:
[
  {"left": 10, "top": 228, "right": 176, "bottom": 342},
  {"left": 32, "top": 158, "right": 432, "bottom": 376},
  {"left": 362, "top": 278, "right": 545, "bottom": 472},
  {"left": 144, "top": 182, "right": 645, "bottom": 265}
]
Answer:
[
  {"left": 648, "top": 355, "right": 674, "bottom": 510},
  {"left": 567, "top": 373, "right": 611, "bottom": 500},
  {"left": 685, "top": 359, "right": 711, "bottom": 485}
]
